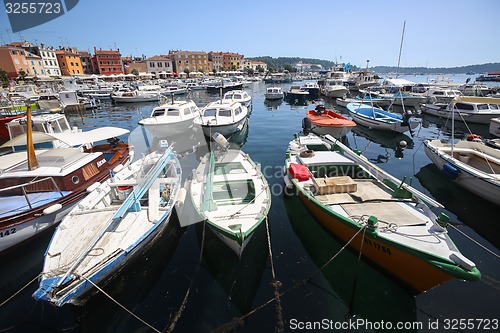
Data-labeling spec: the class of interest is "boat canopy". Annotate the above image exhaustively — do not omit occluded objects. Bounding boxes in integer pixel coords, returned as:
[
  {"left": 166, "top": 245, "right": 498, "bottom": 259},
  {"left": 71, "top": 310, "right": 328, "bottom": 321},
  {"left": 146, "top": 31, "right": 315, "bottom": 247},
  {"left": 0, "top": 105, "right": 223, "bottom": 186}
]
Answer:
[
  {"left": 452, "top": 96, "right": 500, "bottom": 105},
  {"left": 382, "top": 78, "right": 416, "bottom": 87},
  {"left": 1, "top": 127, "right": 129, "bottom": 148}
]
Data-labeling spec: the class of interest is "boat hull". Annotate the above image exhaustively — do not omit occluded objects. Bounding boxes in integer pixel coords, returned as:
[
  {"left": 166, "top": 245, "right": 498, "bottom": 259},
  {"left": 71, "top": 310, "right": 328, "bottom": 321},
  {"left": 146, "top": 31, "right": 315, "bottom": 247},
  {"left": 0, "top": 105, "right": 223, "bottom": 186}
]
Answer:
[
  {"left": 200, "top": 116, "right": 247, "bottom": 138},
  {"left": 295, "top": 186, "right": 453, "bottom": 293},
  {"left": 141, "top": 118, "right": 196, "bottom": 137}
]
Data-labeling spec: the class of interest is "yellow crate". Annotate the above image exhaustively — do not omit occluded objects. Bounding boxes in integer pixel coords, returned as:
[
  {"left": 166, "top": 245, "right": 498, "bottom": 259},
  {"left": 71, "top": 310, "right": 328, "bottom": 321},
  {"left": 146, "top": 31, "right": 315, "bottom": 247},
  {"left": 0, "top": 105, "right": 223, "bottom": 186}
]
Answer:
[{"left": 312, "top": 176, "right": 357, "bottom": 195}]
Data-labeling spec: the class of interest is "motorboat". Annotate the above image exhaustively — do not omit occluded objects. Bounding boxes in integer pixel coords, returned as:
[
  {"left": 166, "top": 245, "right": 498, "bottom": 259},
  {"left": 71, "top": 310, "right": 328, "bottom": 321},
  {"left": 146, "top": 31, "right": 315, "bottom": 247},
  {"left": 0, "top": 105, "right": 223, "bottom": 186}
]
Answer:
[
  {"left": 264, "top": 87, "right": 284, "bottom": 100},
  {"left": 320, "top": 79, "right": 349, "bottom": 99},
  {"left": 421, "top": 96, "right": 500, "bottom": 124},
  {"left": 111, "top": 89, "right": 160, "bottom": 103},
  {"left": 222, "top": 90, "right": 252, "bottom": 108},
  {"left": 194, "top": 101, "right": 249, "bottom": 137},
  {"left": 284, "top": 86, "right": 309, "bottom": 105},
  {"left": 490, "top": 117, "right": 500, "bottom": 137},
  {"left": 139, "top": 100, "right": 201, "bottom": 137},
  {"left": 301, "top": 81, "right": 320, "bottom": 100}
]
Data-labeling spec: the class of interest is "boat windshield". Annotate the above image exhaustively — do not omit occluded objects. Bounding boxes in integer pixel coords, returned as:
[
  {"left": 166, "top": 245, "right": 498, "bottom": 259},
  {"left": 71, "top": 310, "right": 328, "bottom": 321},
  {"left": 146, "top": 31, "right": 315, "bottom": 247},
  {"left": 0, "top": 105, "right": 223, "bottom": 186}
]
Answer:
[
  {"left": 166, "top": 109, "right": 180, "bottom": 116},
  {"left": 203, "top": 108, "right": 217, "bottom": 117}
]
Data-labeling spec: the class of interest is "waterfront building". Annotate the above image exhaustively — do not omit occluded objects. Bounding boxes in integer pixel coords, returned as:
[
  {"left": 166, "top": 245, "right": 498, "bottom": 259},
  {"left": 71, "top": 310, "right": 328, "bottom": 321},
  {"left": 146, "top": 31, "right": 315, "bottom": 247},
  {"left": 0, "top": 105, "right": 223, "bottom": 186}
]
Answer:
[
  {"left": 122, "top": 56, "right": 147, "bottom": 75},
  {"left": 145, "top": 55, "right": 173, "bottom": 78},
  {"left": 0, "top": 45, "right": 32, "bottom": 78},
  {"left": 39, "top": 45, "right": 61, "bottom": 77},
  {"left": 55, "top": 47, "right": 84, "bottom": 76},
  {"left": 169, "top": 50, "right": 208, "bottom": 74},
  {"left": 92, "top": 47, "right": 123, "bottom": 75},
  {"left": 24, "top": 52, "right": 46, "bottom": 77},
  {"left": 241, "top": 59, "right": 267, "bottom": 72},
  {"left": 78, "top": 50, "right": 95, "bottom": 75}
]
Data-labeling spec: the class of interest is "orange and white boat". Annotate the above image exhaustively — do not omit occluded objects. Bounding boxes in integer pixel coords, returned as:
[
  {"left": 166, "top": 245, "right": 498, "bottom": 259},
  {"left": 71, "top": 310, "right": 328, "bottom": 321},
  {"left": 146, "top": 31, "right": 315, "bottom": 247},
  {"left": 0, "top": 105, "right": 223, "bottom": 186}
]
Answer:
[{"left": 306, "top": 106, "right": 356, "bottom": 138}]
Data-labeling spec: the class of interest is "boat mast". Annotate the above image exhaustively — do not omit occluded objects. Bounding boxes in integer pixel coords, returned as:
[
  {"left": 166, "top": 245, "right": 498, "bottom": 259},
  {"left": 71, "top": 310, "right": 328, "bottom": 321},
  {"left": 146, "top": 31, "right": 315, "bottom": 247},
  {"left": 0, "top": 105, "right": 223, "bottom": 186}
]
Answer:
[
  {"left": 396, "top": 20, "right": 406, "bottom": 78},
  {"left": 26, "top": 104, "right": 39, "bottom": 170}
]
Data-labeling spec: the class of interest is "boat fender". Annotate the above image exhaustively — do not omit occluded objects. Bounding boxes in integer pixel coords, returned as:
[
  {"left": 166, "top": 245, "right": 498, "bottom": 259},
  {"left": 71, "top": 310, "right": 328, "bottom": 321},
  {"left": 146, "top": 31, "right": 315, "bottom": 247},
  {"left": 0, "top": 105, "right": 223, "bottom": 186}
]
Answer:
[
  {"left": 441, "top": 163, "right": 459, "bottom": 179},
  {"left": 283, "top": 175, "right": 294, "bottom": 189},
  {"left": 176, "top": 187, "right": 187, "bottom": 210},
  {"left": 86, "top": 182, "right": 101, "bottom": 193},
  {"left": 43, "top": 203, "right": 62, "bottom": 215},
  {"left": 300, "top": 150, "right": 315, "bottom": 158}
]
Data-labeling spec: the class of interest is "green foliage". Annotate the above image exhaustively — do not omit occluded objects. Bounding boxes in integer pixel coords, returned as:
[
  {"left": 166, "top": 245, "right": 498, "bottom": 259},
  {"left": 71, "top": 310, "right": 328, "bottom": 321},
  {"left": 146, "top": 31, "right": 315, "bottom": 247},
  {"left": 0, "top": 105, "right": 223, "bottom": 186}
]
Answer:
[
  {"left": 131, "top": 68, "right": 139, "bottom": 76},
  {"left": 183, "top": 68, "right": 190, "bottom": 77},
  {"left": 0, "top": 67, "right": 9, "bottom": 88},
  {"left": 18, "top": 69, "right": 27, "bottom": 80}
]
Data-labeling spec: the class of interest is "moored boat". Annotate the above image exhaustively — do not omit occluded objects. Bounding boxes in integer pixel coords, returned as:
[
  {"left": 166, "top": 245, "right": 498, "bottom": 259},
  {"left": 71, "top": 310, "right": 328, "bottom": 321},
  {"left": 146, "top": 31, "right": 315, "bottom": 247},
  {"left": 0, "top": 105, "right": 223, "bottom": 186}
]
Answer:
[
  {"left": 305, "top": 105, "right": 356, "bottom": 138},
  {"left": 346, "top": 102, "right": 419, "bottom": 134},
  {"left": 283, "top": 132, "right": 481, "bottom": 292},
  {"left": 421, "top": 96, "right": 500, "bottom": 124},
  {"left": 33, "top": 143, "right": 182, "bottom": 306},
  {"left": 194, "top": 101, "right": 249, "bottom": 138},
  {"left": 222, "top": 90, "right": 252, "bottom": 108},
  {"left": 264, "top": 87, "right": 284, "bottom": 100},
  {"left": 190, "top": 145, "right": 271, "bottom": 256}
]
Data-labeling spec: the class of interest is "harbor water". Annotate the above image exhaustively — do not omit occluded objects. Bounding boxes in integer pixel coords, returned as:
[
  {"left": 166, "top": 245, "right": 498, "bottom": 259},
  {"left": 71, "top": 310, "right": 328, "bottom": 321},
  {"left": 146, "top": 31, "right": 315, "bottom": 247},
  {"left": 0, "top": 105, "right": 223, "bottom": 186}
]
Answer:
[{"left": 0, "top": 75, "right": 499, "bottom": 332}]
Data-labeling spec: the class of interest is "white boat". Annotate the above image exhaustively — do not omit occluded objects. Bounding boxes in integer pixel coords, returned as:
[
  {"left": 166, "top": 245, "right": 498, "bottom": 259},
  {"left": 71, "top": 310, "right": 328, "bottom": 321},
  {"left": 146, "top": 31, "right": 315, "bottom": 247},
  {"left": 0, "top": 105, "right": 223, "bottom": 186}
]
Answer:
[
  {"left": 161, "top": 86, "right": 189, "bottom": 96},
  {"left": 138, "top": 100, "right": 201, "bottom": 136},
  {"left": 490, "top": 117, "right": 500, "bottom": 137},
  {"left": 346, "top": 102, "right": 419, "bottom": 133},
  {"left": 0, "top": 109, "right": 133, "bottom": 254},
  {"left": 111, "top": 89, "right": 160, "bottom": 103},
  {"left": 421, "top": 87, "right": 463, "bottom": 104},
  {"left": 421, "top": 96, "right": 500, "bottom": 124},
  {"left": 321, "top": 79, "right": 349, "bottom": 99},
  {"left": 32, "top": 143, "right": 183, "bottom": 306},
  {"left": 190, "top": 147, "right": 271, "bottom": 256},
  {"left": 194, "top": 101, "right": 249, "bottom": 137},
  {"left": 222, "top": 90, "right": 252, "bottom": 108},
  {"left": 424, "top": 139, "right": 500, "bottom": 205},
  {"left": 264, "top": 87, "right": 284, "bottom": 100},
  {"left": 37, "top": 93, "right": 61, "bottom": 112}
]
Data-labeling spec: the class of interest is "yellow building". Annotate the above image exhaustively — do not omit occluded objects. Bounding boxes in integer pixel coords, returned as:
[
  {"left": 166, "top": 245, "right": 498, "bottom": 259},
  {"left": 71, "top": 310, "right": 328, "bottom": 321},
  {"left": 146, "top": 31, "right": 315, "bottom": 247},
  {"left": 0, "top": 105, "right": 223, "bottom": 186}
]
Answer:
[
  {"left": 169, "top": 50, "right": 208, "bottom": 74},
  {"left": 55, "top": 48, "right": 84, "bottom": 76}
]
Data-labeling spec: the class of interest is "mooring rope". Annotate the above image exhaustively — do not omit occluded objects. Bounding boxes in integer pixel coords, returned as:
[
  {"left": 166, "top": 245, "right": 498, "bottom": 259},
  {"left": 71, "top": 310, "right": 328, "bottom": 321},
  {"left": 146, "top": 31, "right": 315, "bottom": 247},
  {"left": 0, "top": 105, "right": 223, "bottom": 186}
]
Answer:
[
  {"left": 211, "top": 221, "right": 368, "bottom": 333},
  {"left": 0, "top": 273, "right": 41, "bottom": 308},
  {"left": 449, "top": 224, "right": 500, "bottom": 260},
  {"left": 80, "top": 275, "right": 161, "bottom": 333},
  {"left": 164, "top": 220, "right": 207, "bottom": 333},
  {"left": 265, "top": 215, "right": 284, "bottom": 333}
]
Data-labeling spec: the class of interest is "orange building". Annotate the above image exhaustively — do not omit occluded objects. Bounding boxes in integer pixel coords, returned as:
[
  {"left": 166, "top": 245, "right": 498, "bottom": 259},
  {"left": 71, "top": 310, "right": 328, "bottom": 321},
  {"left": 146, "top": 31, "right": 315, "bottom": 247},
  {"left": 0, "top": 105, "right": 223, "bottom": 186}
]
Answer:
[
  {"left": 55, "top": 48, "right": 84, "bottom": 76},
  {"left": 169, "top": 50, "right": 208, "bottom": 74},
  {"left": 92, "top": 47, "right": 123, "bottom": 75},
  {"left": 0, "top": 45, "right": 33, "bottom": 78}
]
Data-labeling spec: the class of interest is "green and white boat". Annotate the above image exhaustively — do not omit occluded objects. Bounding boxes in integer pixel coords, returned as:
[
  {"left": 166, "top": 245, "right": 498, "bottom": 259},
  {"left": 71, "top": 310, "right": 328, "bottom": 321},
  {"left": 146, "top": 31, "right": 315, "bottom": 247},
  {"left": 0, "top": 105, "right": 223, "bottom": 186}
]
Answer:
[{"left": 190, "top": 148, "right": 271, "bottom": 257}]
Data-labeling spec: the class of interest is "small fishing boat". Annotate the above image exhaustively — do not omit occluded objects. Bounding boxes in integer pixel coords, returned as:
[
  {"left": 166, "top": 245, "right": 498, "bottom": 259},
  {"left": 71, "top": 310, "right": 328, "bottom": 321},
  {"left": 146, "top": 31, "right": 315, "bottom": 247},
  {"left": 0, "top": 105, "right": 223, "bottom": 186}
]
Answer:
[
  {"left": 194, "top": 101, "right": 249, "bottom": 138},
  {"left": 424, "top": 138, "right": 500, "bottom": 206},
  {"left": 283, "top": 132, "right": 480, "bottom": 292},
  {"left": 346, "top": 102, "right": 419, "bottom": 134},
  {"left": 138, "top": 100, "right": 201, "bottom": 137},
  {"left": 190, "top": 140, "right": 271, "bottom": 256},
  {"left": 222, "top": 90, "right": 252, "bottom": 108},
  {"left": 111, "top": 89, "right": 160, "bottom": 103},
  {"left": 33, "top": 143, "right": 183, "bottom": 306},
  {"left": 305, "top": 105, "right": 356, "bottom": 138},
  {"left": 0, "top": 108, "right": 132, "bottom": 254},
  {"left": 264, "top": 87, "right": 284, "bottom": 100}
]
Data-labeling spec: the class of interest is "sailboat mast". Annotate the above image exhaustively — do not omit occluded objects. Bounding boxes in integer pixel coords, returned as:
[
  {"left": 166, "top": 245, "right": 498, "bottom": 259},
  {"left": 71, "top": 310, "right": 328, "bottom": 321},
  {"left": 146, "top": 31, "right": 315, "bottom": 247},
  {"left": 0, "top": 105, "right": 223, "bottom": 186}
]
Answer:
[
  {"left": 26, "top": 104, "right": 39, "bottom": 170},
  {"left": 396, "top": 20, "right": 406, "bottom": 78}
]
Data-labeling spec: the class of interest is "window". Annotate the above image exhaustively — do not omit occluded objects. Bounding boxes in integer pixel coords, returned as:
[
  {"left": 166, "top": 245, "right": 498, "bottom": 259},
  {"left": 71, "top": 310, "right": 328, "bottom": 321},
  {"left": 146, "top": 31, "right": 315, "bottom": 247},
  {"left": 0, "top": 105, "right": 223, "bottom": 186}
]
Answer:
[
  {"left": 153, "top": 108, "right": 165, "bottom": 117},
  {"left": 455, "top": 103, "right": 474, "bottom": 111},
  {"left": 166, "top": 109, "right": 180, "bottom": 116},
  {"left": 183, "top": 108, "right": 191, "bottom": 115},
  {"left": 218, "top": 109, "right": 231, "bottom": 117},
  {"left": 203, "top": 108, "right": 217, "bottom": 117}
]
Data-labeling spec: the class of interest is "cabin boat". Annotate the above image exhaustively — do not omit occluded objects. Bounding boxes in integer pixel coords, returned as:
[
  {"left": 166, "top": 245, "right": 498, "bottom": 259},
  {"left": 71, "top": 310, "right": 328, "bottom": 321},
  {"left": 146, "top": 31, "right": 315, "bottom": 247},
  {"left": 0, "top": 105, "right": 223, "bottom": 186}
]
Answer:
[
  {"left": 190, "top": 148, "right": 271, "bottom": 256},
  {"left": 222, "top": 90, "right": 252, "bottom": 108},
  {"left": 194, "top": 101, "right": 249, "bottom": 137},
  {"left": 490, "top": 117, "right": 500, "bottom": 137},
  {"left": 138, "top": 100, "right": 201, "bottom": 137},
  {"left": 264, "top": 87, "right": 284, "bottom": 100},
  {"left": 111, "top": 89, "right": 160, "bottom": 103},
  {"left": 33, "top": 144, "right": 182, "bottom": 306},
  {"left": 284, "top": 86, "right": 309, "bottom": 105},
  {"left": 422, "top": 88, "right": 462, "bottom": 104},
  {"left": 422, "top": 96, "right": 500, "bottom": 124},
  {"left": 283, "top": 132, "right": 480, "bottom": 292},
  {"left": 321, "top": 79, "right": 349, "bottom": 99},
  {"left": 0, "top": 113, "right": 132, "bottom": 253},
  {"left": 301, "top": 81, "right": 320, "bottom": 99}
]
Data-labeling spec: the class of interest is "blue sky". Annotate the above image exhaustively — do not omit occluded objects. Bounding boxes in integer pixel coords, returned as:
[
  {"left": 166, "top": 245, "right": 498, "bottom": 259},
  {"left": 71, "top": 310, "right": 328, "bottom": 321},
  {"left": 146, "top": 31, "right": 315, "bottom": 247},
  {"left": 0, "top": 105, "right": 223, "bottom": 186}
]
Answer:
[{"left": 1, "top": 0, "right": 499, "bottom": 68}]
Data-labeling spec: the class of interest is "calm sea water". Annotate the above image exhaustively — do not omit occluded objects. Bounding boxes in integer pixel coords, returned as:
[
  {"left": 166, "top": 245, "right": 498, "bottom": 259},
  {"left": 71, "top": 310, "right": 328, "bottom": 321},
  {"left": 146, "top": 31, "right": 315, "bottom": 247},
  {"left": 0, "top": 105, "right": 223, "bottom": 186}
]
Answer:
[{"left": 0, "top": 75, "right": 499, "bottom": 333}]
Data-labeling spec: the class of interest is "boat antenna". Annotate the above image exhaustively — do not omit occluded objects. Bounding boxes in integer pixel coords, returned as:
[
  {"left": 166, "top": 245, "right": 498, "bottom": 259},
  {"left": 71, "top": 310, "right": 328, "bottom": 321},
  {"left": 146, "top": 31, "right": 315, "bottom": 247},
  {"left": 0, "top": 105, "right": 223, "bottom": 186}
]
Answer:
[
  {"left": 396, "top": 20, "right": 406, "bottom": 78},
  {"left": 26, "top": 103, "right": 39, "bottom": 170}
]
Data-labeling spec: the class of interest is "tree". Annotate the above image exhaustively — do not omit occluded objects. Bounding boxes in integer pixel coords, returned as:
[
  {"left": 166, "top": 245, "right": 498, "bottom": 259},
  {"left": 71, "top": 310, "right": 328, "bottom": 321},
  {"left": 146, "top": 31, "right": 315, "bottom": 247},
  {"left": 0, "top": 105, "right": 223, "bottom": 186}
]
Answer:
[
  {"left": 131, "top": 68, "right": 139, "bottom": 76},
  {"left": 198, "top": 67, "right": 204, "bottom": 73},
  {"left": 18, "top": 69, "right": 27, "bottom": 80},
  {"left": 183, "top": 68, "right": 190, "bottom": 78},
  {"left": 212, "top": 68, "right": 217, "bottom": 75},
  {"left": 246, "top": 68, "right": 254, "bottom": 75},
  {"left": 0, "top": 68, "right": 9, "bottom": 88},
  {"left": 256, "top": 65, "right": 264, "bottom": 73}
]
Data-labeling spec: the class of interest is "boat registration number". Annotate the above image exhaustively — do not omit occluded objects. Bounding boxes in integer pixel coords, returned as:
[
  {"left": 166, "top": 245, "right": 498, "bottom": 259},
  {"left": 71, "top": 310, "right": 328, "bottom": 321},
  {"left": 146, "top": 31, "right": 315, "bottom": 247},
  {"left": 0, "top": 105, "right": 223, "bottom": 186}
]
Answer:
[
  {"left": 0, "top": 228, "right": 16, "bottom": 237},
  {"left": 364, "top": 238, "right": 392, "bottom": 255}
]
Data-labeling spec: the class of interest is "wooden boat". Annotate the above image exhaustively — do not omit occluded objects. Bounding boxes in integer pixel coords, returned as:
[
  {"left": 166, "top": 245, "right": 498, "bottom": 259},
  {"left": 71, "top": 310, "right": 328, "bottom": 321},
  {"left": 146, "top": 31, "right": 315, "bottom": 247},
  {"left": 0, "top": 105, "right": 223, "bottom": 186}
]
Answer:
[
  {"left": 190, "top": 147, "right": 271, "bottom": 256},
  {"left": 0, "top": 108, "right": 132, "bottom": 254},
  {"left": 346, "top": 102, "right": 419, "bottom": 134},
  {"left": 305, "top": 106, "right": 356, "bottom": 138},
  {"left": 421, "top": 96, "right": 500, "bottom": 124},
  {"left": 138, "top": 100, "right": 201, "bottom": 137},
  {"left": 194, "top": 101, "right": 249, "bottom": 138},
  {"left": 283, "top": 132, "right": 480, "bottom": 292},
  {"left": 32, "top": 144, "right": 183, "bottom": 306},
  {"left": 424, "top": 138, "right": 500, "bottom": 206},
  {"left": 264, "top": 87, "right": 284, "bottom": 100}
]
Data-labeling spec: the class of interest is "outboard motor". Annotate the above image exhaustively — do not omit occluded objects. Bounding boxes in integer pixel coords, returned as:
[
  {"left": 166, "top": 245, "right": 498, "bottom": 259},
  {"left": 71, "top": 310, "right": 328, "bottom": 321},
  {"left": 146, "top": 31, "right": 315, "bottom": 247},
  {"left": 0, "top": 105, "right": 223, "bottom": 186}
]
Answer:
[
  {"left": 302, "top": 117, "right": 313, "bottom": 135},
  {"left": 401, "top": 110, "right": 412, "bottom": 126}
]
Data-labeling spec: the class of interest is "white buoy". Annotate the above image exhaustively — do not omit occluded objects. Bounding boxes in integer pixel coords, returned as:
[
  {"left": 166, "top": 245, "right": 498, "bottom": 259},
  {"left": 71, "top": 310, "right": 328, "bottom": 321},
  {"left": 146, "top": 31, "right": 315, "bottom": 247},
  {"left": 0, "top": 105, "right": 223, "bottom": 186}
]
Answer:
[{"left": 399, "top": 140, "right": 407, "bottom": 148}]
